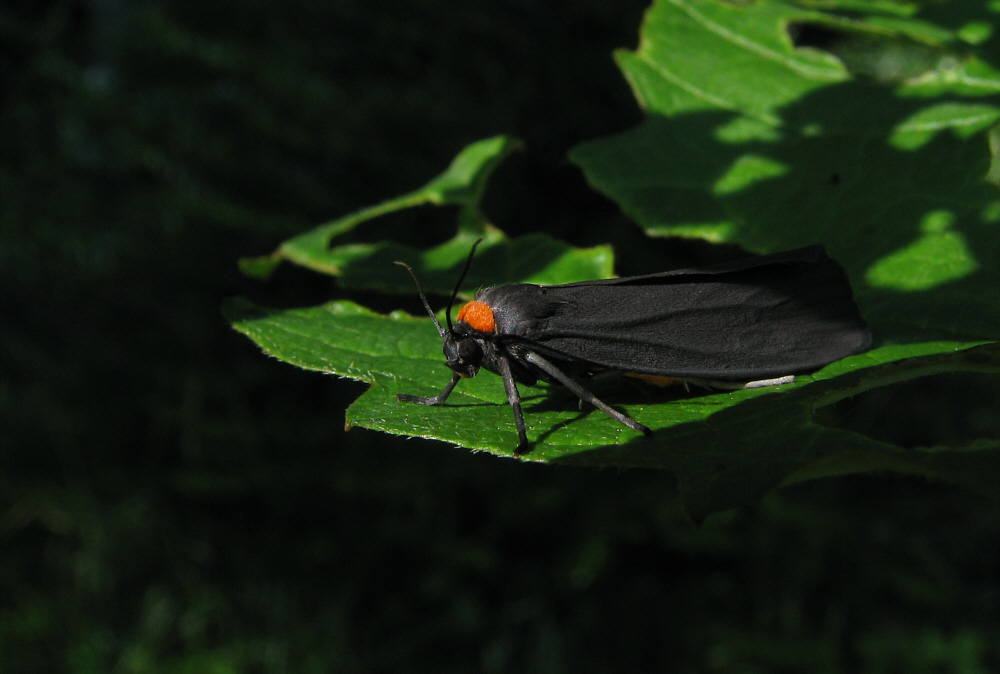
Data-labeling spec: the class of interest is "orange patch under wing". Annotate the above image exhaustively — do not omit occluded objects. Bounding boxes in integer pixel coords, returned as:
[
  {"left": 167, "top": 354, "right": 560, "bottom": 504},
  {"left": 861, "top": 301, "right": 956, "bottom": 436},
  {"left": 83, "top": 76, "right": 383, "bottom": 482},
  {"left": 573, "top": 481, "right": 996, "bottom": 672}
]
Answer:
[
  {"left": 624, "top": 373, "right": 684, "bottom": 387},
  {"left": 457, "top": 301, "right": 496, "bottom": 333}
]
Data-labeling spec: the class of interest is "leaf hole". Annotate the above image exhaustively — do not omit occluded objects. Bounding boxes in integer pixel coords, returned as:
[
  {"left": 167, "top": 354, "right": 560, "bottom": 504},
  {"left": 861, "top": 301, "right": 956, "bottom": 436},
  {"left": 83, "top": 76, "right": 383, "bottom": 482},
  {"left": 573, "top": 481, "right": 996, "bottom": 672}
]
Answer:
[
  {"left": 789, "top": 22, "right": 955, "bottom": 84},
  {"left": 337, "top": 203, "right": 460, "bottom": 250}
]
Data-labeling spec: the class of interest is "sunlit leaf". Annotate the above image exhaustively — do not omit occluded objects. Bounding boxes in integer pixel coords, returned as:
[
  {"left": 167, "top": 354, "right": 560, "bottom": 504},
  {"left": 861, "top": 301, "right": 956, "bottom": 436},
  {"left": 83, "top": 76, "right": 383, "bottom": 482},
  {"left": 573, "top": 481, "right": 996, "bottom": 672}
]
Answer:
[{"left": 570, "top": 0, "right": 1000, "bottom": 341}]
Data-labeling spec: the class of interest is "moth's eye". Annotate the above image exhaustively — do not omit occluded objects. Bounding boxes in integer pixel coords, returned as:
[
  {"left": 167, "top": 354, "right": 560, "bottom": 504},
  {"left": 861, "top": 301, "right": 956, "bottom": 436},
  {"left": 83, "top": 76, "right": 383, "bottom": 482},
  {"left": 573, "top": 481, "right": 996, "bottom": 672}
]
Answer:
[
  {"left": 443, "top": 334, "right": 482, "bottom": 367},
  {"left": 458, "top": 339, "right": 481, "bottom": 362}
]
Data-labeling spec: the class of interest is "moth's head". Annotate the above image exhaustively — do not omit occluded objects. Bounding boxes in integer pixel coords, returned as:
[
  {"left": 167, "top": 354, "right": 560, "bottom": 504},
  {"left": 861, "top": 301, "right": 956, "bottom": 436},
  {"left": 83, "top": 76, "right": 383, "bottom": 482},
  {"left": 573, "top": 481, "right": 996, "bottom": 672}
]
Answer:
[{"left": 443, "top": 324, "right": 483, "bottom": 378}]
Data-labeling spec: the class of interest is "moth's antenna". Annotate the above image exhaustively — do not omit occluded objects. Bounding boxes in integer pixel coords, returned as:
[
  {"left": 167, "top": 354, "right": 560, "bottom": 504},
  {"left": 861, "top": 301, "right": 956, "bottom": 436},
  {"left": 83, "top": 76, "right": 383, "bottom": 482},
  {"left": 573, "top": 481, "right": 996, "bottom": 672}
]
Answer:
[
  {"left": 395, "top": 261, "right": 446, "bottom": 338},
  {"left": 445, "top": 238, "right": 484, "bottom": 333}
]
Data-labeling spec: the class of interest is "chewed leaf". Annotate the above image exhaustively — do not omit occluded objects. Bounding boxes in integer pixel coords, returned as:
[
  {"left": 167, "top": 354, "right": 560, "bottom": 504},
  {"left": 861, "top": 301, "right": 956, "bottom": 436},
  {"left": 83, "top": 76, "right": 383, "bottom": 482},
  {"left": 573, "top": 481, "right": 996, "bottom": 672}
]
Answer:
[
  {"left": 237, "top": 135, "right": 515, "bottom": 281},
  {"left": 238, "top": 135, "right": 613, "bottom": 293}
]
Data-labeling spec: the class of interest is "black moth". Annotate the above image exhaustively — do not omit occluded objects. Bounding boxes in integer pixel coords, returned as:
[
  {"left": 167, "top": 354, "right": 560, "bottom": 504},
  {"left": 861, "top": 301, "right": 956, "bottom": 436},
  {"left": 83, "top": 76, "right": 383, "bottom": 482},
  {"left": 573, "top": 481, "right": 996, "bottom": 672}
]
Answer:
[{"left": 398, "top": 242, "right": 871, "bottom": 455}]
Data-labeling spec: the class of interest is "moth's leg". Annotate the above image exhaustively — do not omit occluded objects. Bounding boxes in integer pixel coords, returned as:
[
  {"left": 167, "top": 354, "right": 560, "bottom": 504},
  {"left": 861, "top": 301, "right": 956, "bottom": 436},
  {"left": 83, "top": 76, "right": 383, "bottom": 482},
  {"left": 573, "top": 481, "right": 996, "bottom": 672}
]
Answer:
[
  {"left": 496, "top": 355, "right": 529, "bottom": 455},
  {"left": 397, "top": 371, "right": 462, "bottom": 405},
  {"left": 525, "top": 352, "right": 651, "bottom": 437},
  {"left": 576, "top": 369, "right": 615, "bottom": 410}
]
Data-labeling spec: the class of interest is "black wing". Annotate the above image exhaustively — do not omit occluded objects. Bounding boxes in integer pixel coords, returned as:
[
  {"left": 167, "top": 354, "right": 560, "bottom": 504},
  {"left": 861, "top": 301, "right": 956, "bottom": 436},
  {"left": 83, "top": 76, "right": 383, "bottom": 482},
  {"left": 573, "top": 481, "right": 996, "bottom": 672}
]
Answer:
[{"left": 477, "top": 246, "right": 871, "bottom": 380}]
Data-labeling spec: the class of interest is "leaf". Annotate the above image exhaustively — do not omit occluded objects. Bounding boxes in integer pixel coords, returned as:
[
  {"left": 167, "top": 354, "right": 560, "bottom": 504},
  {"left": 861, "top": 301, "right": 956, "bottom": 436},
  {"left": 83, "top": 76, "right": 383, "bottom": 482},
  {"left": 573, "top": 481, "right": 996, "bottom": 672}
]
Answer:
[
  {"left": 238, "top": 135, "right": 517, "bottom": 280},
  {"left": 238, "top": 134, "right": 613, "bottom": 292},
  {"left": 226, "top": 297, "right": 999, "bottom": 521},
  {"left": 570, "top": 0, "right": 1000, "bottom": 342}
]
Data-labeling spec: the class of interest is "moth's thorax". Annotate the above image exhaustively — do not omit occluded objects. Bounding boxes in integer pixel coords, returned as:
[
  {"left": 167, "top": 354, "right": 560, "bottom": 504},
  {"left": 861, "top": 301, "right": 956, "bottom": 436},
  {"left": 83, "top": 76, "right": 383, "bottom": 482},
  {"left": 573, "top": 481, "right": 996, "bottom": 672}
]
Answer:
[{"left": 456, "top": 300, "right": 496, "bottom": 333}]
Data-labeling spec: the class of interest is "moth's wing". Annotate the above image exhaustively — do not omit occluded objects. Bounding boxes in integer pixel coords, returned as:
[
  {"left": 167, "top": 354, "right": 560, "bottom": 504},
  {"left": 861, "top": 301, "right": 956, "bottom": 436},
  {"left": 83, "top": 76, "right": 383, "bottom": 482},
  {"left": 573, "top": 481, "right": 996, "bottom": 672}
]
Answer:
[
  {"left": 480, "top": 248, "right": 870, "bottom": 380},
  {"left": 550, "top": 245, "right": 827, "bottom": 288}
]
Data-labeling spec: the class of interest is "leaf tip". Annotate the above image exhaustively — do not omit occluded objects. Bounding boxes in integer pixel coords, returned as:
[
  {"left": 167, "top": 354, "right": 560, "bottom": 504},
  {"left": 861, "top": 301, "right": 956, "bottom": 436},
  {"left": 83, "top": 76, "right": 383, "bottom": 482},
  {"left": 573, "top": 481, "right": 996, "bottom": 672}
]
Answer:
[{"left": 238, "top": 252, "right": 283, "bottom": 280}]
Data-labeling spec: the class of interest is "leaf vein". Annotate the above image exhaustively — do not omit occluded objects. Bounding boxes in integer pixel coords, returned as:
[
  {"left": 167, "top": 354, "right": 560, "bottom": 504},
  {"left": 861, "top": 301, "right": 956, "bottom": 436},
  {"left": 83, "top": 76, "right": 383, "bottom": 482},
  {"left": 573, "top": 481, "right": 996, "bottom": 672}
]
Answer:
[
  {"left": 666, "top": 0, "right": 837, "bottom": 80},
  {"left": 637, "top": 51, "right": 778, "bottom": 125}
]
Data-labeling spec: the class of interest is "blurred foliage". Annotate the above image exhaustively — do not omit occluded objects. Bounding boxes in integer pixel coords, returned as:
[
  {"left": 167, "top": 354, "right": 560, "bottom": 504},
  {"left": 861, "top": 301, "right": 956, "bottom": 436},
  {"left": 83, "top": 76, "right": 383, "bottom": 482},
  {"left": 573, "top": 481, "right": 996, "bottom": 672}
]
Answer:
[{"left": 1, "top": 1, "right": 998, "bottom": 673}]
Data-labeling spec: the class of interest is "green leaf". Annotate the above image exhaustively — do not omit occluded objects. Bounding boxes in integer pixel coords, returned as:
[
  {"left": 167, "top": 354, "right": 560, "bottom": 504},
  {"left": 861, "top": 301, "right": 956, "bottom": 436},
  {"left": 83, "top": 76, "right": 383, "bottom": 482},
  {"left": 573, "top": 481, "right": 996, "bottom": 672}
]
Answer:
[
  {"left": 332, "top": 232, "right": 615, "bottom": 296},
  {"left": 238, "top": 134, "right": 613, "bottom": 292},
  {"left": 225, "top": 297, "right": 999, "bottom": 521},
  {"left": 570, "top": 0, "right": 1000, "bottom": 342},
  {"left": 239, "top": 135, "right": 520, "bottom": 281}
]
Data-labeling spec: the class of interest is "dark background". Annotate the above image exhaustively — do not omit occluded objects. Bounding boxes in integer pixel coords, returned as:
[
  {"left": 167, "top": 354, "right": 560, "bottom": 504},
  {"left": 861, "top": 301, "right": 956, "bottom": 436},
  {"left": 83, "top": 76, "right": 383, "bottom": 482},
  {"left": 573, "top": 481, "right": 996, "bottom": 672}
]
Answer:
[{"left": 2, "top": 1, "right": 998, "bottom": 671}]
